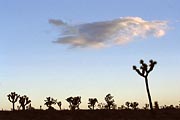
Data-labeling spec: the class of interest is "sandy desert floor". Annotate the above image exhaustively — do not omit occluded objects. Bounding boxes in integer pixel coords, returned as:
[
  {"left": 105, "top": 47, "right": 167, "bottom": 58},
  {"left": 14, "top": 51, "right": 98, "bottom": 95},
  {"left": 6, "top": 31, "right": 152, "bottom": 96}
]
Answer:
[{"left": 0, "top": 109, "right": 180, "bottom": 120}]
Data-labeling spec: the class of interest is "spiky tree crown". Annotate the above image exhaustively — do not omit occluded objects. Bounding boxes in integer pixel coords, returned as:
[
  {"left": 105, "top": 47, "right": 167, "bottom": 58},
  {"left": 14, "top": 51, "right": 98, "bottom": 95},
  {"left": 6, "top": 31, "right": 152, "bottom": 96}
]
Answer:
[
  {"left": 105, "top": 94, "right": 114, "bottom": 105},
  {"left": 88, "top": 98, "right": 98, "bottom": 105},
  {"left": 7, "top": 92, "right": 20, "bottom": 103},
  {"left": 19, "top": 95, "right": 31, "bottom": 106},
  {"left": 44, "top": 97, "right": 57, "bottom": 107},
  {"left": 133, "top": 59, "right": 157, "bottom": 77}
]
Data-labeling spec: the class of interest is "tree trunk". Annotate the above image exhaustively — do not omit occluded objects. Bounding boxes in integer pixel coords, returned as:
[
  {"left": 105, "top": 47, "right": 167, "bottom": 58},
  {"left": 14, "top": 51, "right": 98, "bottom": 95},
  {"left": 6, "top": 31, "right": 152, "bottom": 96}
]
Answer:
[
  {"left": 145, "top": 77, "right": 153, "bottom": 111},
  {"left": 22, "top": 105, "right": 25, "bottom": 110},
  {"left": 12, "top": 103, "right": 15, "bottom": 111}
]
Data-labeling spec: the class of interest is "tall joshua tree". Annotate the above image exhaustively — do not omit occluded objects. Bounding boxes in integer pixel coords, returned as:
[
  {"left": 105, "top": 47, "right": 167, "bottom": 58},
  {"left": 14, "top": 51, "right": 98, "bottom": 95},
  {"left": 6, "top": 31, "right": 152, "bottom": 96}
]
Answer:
[
  {"left": 133, "top": 59, "right": 157, "bottom": 111},
  {"left": 7, "top": 92, "right": 20, "bottom": 111},
  {"left": 19, "top": 95, "right": 31, "bottom": 110}
]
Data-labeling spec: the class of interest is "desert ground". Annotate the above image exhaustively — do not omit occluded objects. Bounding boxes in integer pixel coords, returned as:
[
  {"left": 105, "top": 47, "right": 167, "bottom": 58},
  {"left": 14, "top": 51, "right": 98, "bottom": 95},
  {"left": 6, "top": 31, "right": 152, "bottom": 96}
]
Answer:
[{"left": 0, "top": 109, "right": 180, "bottom": 120}]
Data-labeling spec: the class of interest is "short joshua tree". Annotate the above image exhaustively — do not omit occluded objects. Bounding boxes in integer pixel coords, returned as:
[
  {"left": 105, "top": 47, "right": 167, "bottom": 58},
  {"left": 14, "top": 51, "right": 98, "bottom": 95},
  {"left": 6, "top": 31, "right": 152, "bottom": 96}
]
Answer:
[
  {"left": 7, "top": 92, "right": 20, "bottom": 111},
  {"left": 105, "top": 94, "right": 115, "bottom": 109},
  {"left": 19, "top": 95, "right": 31, "bottom": 110},
  {"left": 119, "top": 105, "right": 125, "bottom": 110},
  {"left": 130, "top": 102, "right": 139, "bottom": 110},
  {"left": 44, "top": 97, "right": 57, "bottom": 110},
  {"left": 154, "top": 101, "right": 159, "bottom": 110},
  {"left": 26, "top": 103, "right": 35, "bottom": 110},
  {"left": 88, "top": 98, "right": 98, "bottom": 110},
  {"left": 97, "top": 102, "right": 106, "bottom": 109},
  {"left": 125, "top": 101, "right": 130, "bottom": 109},
  {"left": 133, "top": 59, "right": 157, "bottom": 111},
  {"left": 143, "top": 103, "right": 149, "bottom": 110},
  {"left": 57, "top": 101, "right": 62, "bottom": 110},
  {"left": 66, "top": 96, "right": 81, "bottom": 110}
]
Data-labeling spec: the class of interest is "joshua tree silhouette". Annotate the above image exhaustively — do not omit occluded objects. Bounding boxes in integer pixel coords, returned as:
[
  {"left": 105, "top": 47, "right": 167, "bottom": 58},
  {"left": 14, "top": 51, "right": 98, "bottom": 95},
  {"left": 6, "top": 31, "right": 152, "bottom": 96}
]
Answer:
[
  {"left": 7, "top": 92, "right": 20, "bottom": 111},
  {"left": 44, "top": 97, "right": 57, "bottom": 110},
  {"left": 130, "top": 102, "right": 139, "bottom": 110},
  {"left": 88, "top": 98, "right": 98, "bottom": 110},
  {"left": 19, "top": 95, "right": 31, "bottom": 110},
  {"left": 143, "top": 103, "right": 149, "bottom": 110},
  {"left": 125, "top": 101, "right": 130, "bottom": 109},
  {"left": 133, "top": 59, "right": 157, "bottom": 111},
  {"left": 97, "top": 102, "right": 106, "bottom": 109},
  {"left": 66, "top": 96, "right": 81, "bottom": 110},
  {"left": 57, "top": 101, "right": 62, "bottom": 110},
  {"left": 154, "top": 101, "right": 159, "bottom": 110},
  {"left": 105, "top": 94, "right": 115, "bottom": 109}
]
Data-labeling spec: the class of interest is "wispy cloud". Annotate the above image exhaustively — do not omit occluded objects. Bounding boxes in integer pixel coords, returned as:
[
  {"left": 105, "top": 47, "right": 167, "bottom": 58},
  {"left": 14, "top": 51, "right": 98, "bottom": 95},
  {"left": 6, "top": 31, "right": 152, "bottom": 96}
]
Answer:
[
  {"left": 49, "top": 17, "right": 168, "bottom": 48},
  {"left": 49, "top": 19, "right": 66, "bottom": 26}
]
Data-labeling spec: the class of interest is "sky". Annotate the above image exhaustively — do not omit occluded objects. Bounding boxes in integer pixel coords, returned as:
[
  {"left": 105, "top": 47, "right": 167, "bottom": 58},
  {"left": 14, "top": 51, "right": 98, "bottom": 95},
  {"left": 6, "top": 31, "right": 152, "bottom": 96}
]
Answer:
[{"left": 0, "top": 0, "right": 180, "bottom": 110}]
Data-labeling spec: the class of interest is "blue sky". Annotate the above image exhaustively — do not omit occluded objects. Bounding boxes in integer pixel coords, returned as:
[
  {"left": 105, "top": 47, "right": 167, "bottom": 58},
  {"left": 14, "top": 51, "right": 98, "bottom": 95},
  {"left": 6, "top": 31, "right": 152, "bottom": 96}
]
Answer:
[{"left": 0, "top": 0, "right": 180, "bottom": 110}]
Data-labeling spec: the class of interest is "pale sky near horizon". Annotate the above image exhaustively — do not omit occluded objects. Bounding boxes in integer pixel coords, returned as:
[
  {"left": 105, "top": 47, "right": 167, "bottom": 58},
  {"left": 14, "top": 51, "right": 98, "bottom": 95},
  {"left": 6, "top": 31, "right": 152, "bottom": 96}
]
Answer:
[{"left": 0, "top": 0, "right": 180, "bottom": 110}]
